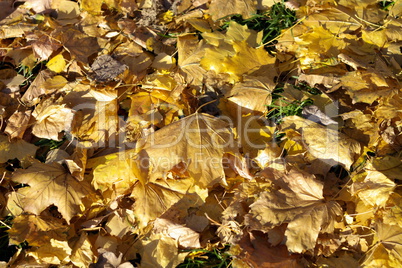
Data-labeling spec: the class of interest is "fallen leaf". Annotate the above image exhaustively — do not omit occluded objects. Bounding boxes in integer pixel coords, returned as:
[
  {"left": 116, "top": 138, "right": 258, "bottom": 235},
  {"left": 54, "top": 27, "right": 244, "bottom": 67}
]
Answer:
[
  {"left": 90, "top": 249, "right": 134, "bottom": 268},
  {"left": 177, "top": 34, "right": 207, "bottom": 86},
  {"left": 301, "top": 105, "right": 338, "bottom": 125},
  {"left": 64, "top": 85, "right": 120, "bottom": 147},
  {"left": 131, "top": 177, "right": 193, "bottom": 227},
  {"left": 56, "top": 0, "right": 80, "bottom": 24},
  {"left": 0, "top": 134, "right": 37, "bottom": 164},
  {"left": 90, "top": 54, "right": 127, "bottom": 82},
  {"left": 12, "top": 162, "right": 93, "bottom": 223},
  {"left": 153, "top": 218, "right": 201, "bottom": 249},
  {"left": 46, "top": 54, "right": 67, "bottom": 73},
  {"left": 27, "top": 239, "right": 72, "bottom": 265},
  {"left": 21, "top": 70, "right": 54, "bottom": 106},
  {"left": 30, "top": 32, "right": 62, "bottom": 62},
  {"left": 105, "top": 210, "right": 135, "bottom": 239},
  {"left": 90, "top": 153, "right": 140, "bottom": 196},
  {"left": 233, "top": 231, "right": 302, "bottom": 268},
  {"left": 225, "top": 78, "right": 274, "bottom": 114},
  {"left": 137, "top": 113, "right": 237, "bottom": 188},
  {"left": 139, "top": 233, "right": 188, "bottom": 268},
  {"left": 281, "top": 116, "right": 361, "bottom": 169},
  {"left": 58, "top": 28, "right": 100, "bottom": 63},
  {"left": 8, "top": 214, "right": 69, "bottom": 247},
  {"left": 32, "top": 100, "right": 75, "bottom": 141},
  {"left": 208, "top": 0, "right": 256, "bottom": 21},
  {"left": 247, "top": 168, "right": 342, "bottom": 253},
  {"left": 201, "top": 39, "right": 276, "bottom": 83},
  {"left": 363, "top": 223, "right": 402, "bottom": 267},
  {"left": 70, "top": 233, "right": 96, "bottom": 268}
]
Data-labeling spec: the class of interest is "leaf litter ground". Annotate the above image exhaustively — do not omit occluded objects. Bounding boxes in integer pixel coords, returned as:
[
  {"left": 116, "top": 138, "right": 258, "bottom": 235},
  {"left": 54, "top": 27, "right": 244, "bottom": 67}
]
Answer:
[{"left": 0, "top": 0, "right": 402, "bottom": 267}]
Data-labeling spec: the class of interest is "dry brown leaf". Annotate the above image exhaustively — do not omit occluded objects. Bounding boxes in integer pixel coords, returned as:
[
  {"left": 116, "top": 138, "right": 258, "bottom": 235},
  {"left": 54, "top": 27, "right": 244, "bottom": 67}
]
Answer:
[
  {"left": 4, "top": 109, "right": 32, "bottom": 139},
  {"left": 233, "top": 231, "right": 302, "bottom": 268},
  {"left": 58, "top": 28, "right": 100, "bottom": 63},
  {"left": 0, "top": 0, "right": 15, "bottom": 21},
  {"left": 29, "top": 32, "right": 62, "bottom": 61},
  {"left": 115, "top": 41, "right": 153, "bottom": 82},
  {"left": 12, "top": 162, "right": 93, "bottom": 223},
  {"left": 20, "top": 70, "right": 54, "bottom": 106}
]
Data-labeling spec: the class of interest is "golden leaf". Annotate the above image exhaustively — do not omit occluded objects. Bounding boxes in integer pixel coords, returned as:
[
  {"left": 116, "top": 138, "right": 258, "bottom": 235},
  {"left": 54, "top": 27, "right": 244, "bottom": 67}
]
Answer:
[
  {"left": 363, "top": 223, "right": 402, "bottom": 267},
  {"left": 65, "top": 86, "right": 119, "bottom": 147},
  {"left": 177, "top": 34, "right": 207, "bottom": 86},
  {"left": 8, "top": 214, "right": 69, "bottom": 247},
  {"left": 137, "top": 113, "right": 236, "bottom": 188},
  {"left": 27, "top": 239, "right": 72, "bottom": 265},
  {"left": 131, "top": 177, "right": 193, "bottom": 227},
  {"left": 201, "top": 40, "right": 276, "bottom": 83},
  {"left": 281, "top": 116, "right": 361, "bottom": 169},
  {"left": 248, "top": 168, "right": 342, "bottom": 253},
  {"left": 90, "top": 154, "right": 140, "bottom": 196},
  {"left": 12, "top": 162, "right": 93, "bottom": 223},
  {"left": 32, "top": 101, "right": 74, "bottom": 141},
  {"left": 70, "top": 233, "right": 96, "bottom": 268},
  {"left": 208, "top": 0, "right": 256, "bottom": 21},
  {"left": 139, "top": 233, "right": 188, "bottom": 268},
  {"left": 0, "top": 134, "right": 37, "bottom": 164},
  {"left": 46, "top": 54, "right": 66, "bottom": 73}
]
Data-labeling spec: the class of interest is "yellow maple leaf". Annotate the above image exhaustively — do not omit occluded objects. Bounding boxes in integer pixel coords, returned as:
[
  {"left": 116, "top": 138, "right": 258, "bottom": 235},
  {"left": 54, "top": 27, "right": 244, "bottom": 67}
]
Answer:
[
  {"left": 0, "top": 134, "right": 37, "bottom": 164},
  {"left": 350, "top": 155, "right": 399, "bottom": 207},
  {"left": 201, "top": 40, "right": 276, "bottom": 83},
  {"left": 177, "top": 34, "right": 207, "bottom": 87},
  {"left": 8, "top": 214, "right": 72, "bottom": 265},
  {"left": 65, "top": 85, "right": 120, "bottom": 147},
  {"left": 139, "top": 233, "right": 188, "bottom": 268},
  {"left": 248, "top": 168, "right": 342, "bottom": 253},
  {"left": 32, "top": 99, "right": 75, "bottom": 141},
  {"left": 8, "top": 214, "right": 69, "bottom": 247},
  {"left": 70, "top": 233, "right": 96, "bottom": 267},
  {"left": 281, "top": 116, "right": 361, "bottom": 169},
  {"left": 90, "top": 153, "right": 140, "bottom": 196},
  {"left": 28, "top": 239, "right": 72, "bottom": 265},
  {"left": 137, "top": 113, "right": 237, "bottom": 188},
  {"left": 208, "top": 0, "right": 256, "bottom": 21},
  {"left": 363, "top": 223, "right": 402, "bottom": 267},
  {"left": 131, "top": 177, "right": 193, "bottom": 228},
  {"left": 340, "top": 70, "right": 396, "bottom": 104},
  {"left": 12, "top": 162, "right": 94, "bottom": 223}
]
